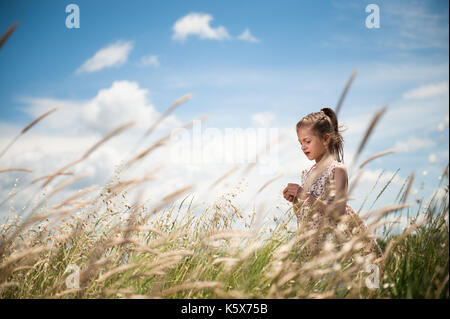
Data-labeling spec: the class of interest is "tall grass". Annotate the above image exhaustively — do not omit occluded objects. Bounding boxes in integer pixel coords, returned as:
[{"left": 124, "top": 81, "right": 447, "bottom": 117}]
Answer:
[
  {"left": 0, "top": 120, "right": 447, "bottom": 298},
  {"left": 0, "top": 24, "right": 448, "bottom": 299}
]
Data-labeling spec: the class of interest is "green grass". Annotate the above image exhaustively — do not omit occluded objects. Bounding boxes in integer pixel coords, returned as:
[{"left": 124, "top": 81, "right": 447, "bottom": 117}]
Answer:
[{"left": 0, "top": 165, "right": 448, "bottom": 299}]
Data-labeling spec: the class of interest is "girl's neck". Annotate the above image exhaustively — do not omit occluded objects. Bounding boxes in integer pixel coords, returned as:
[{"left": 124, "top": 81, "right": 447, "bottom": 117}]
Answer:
[{"left": 315, "top": 150, "right": 332, "bottom": 165}]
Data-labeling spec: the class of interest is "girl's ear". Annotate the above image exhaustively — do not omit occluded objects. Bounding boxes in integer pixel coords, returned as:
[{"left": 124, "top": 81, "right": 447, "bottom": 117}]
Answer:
[{"left": 323, "top": 133, "right": 331, "bottom": 147}]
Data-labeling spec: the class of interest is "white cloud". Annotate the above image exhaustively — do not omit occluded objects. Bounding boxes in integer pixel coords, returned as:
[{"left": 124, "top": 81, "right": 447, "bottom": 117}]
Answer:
[
  {"left": 140, "top": 55, "right": 160, "bottom": 67},
  {"left": 251, "top": 112, "right": 275, "bottom": 127},
  {"left": 361, "top": 168, "right": 403, "bottom": 186},
  {"left": 0, "top": 81, "right": 189, "bottom": 218},
  {"left": 77, "top": 41, "right": 133, "bottom": 73},
  {"left": 383, "top": 1, "right": 449, "bottom": 50},
  {"left": 172, "top": 13, "right": 230, "bottom": 42},
  {"left": 402, "top": 81, "right": 449, "bottom": 99},
  {"left": 82, "top": 81, "right": 161, "bottom": 134},
  {"left": 238, "top": 29, "right": 260, "bottom": 43},
  {"left": 19, "top": 81, "right": 182, "bottom": 135},
  {"left": 392, "top": 136, "right": 436, "bottom": 153}
]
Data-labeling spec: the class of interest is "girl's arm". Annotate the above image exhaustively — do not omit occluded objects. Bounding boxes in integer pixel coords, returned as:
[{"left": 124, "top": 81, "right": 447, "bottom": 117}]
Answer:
[{"left": 332, "top": 166, "right": 348, "bottom": 217}]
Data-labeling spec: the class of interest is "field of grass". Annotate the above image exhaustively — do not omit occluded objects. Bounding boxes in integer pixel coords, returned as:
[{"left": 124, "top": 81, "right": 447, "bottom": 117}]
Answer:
[
  {"left": 0, "top": 23, "right": 448, "bottom": 299},
  {"left": 0, "top": 119, "right": 448, "bottom": 299}
]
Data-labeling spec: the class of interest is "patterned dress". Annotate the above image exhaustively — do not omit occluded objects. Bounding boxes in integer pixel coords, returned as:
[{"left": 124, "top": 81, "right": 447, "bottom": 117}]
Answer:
[{"left": 293, "top": 159, "right": 382, "bottom": 263}]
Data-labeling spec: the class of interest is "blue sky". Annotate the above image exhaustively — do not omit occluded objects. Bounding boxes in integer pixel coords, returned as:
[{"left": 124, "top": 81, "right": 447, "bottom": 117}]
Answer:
[{"left": 0, "top": 0, "right": 448, "bottom": 232}]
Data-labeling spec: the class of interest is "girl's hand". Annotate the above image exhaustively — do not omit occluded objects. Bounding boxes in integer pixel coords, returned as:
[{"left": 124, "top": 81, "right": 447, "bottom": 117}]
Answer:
[{"left": 283, "top": 183, "right": 303, "bottom": 202}]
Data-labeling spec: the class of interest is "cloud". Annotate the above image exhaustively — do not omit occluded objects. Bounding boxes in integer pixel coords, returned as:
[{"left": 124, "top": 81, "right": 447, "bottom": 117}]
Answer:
[
  {"left": 238, "top": 29, "right": 260, "bottom": 43},
  {"left": 140, "top": 55, "right": 160, "bottom": 68},
  {"left": 383, "top": 1, "right": 449, "bottom": 50},
  {"left": 0, "top": 81, "right": 189, "bottom": 218},
  {"left": 392, "top": 136, "right": 436, "bottom": 152},
  {"left": 402, "top": 81, "right": 449, "bottom": 99},
  {"left": 76, "top": 41, "right": 133, "bottom": 73},
  {"left": 82, "top": 81, "right": 160, "bottom": 133},
  {"left": 251, "top": 112, "right": 275, "bottom": 127},
  {"left": 172, "top": 13, "right": 230, "bottom": 42},
  {"left": 19, "top": 80, "right": 182, "bottom": 135}
]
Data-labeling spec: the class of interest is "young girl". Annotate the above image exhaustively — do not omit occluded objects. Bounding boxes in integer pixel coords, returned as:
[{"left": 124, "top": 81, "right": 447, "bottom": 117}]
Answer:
[{"left": 283, "top": 107, "right": 382, "bottom": 262}]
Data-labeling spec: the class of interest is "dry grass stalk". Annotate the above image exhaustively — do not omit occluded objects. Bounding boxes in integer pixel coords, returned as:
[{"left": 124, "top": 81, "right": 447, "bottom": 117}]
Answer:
[
  {"left": 52, "top": 288, "right": 82, "bottom": 298},
  {"left": 401, "top": 172, "right": 415, "bottom": 204},
  {"left": 145, "top": 93, "right": 192, "bottom": 137},
  {"left": 0, "top": 106, "right": 60, "bottom": 160},
  {"left": 0, "top": 281, "right": 19, "bottom": 291},
  {"left": 149, "top": 185, "right": 194, "bottom": 215},
  {"left": 41, "top": 121, "right": 135, "bottom": 188},
  {"left": 359, "top": 149, "right": 395, "bottom": 169},
  {"left": 209, "top": 165, "right": 239, "bottom": 190},
  {"left": 120, "top": 226, "right": 165, "bottom": 237},
  {"left": 47, "top": 173, "right": 88, "bottom": 200},
  {"left": 155, "top": 249, "right": 194, "bottom": 260},
  {"left": 82, "top": 122, "right": 135, "bottom": 161},
  {"left": 0, "top": 167, "right": 33, "bottom": 173},
  {"left": 257, "top": 172, "right": 284, "bottom": 194},
  {"left": 128, "top": 294, "right": 152, "bottom": 299},
  {"left": 382, "top": 216, "right": 426, "bottom": 261},
  {"left": 50, "top": 185, "right": 98, "bottom": 210},
  {"left": 125, "top": 140, "right": 167, "bottom": 168},
  {"left": 436, "top": 274, "right": 449, "bottom": 298},
  {"left": 103, "top": 166, "right": 163, "bottom": 203},
  {"left": 162, "top": 185, "right": 194, "bottom": 202},
  {"left": 145, "top": 230, "right": 189, "bottom": 249},
  {"left": 0, "top": 245, "right": 51, "bottom": 270},
  {"left": 21, "top": 107, "right": 60, "bottom": 135},
  {"left": 203, "top": 229, "right": 249, "bottom": 242},
  {"left": 277, "top": 271, "right": 298, "bottom": 287},
  {"left": 360, "top": 204, "right": 411, "bottom": 224},
  {"left": 32, "top": 172, "right": 74, "bottom": 184},
  {"left": 335, "top": 69, "right": 358, "bottom": 116},
  {"left": 212, "top": 257, "right": 239, "bottom": 266},
  {"left": 308, "top": 291, "right": 335, "bottom": 299},
  {"left": 103, "top": 288, "right": 135, "bottom": 297},
  {"left": 0, "top": 22, "right": 18, "bottom": 50},
  {"left": 161, "top": 281, "right": 223, "bottom": 297},
  {"left": 0, "top": 207, "right": 76, "bottom": 257},
  {"left": 146, "top": 258, "right": 184, "bottom": 276},
  {"left": 96, "top": 264, "right": 139, "bottom": 283},
  {"left": 24, "top": 191, "right": 93, "bottom": 227},
  {"left": 352, "top": 106, "right": 387, "bottom": 166},
  {"left": 126, "top": 116, "right": 207, "bottom": 168},
  {"left": 131, "top": 246, "right": 159, "bottom": 254}
]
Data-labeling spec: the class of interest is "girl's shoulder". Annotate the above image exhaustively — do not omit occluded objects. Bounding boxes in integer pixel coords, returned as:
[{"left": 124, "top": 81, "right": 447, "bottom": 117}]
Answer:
[{"left": 328, "top": 160, "right": 347, "bottom": 179}]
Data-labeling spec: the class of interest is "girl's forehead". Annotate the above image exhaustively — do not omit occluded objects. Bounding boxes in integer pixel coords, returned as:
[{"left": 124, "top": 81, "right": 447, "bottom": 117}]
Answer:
[{"left": 297, "top": 126, "right": 316, "bottom": 138}]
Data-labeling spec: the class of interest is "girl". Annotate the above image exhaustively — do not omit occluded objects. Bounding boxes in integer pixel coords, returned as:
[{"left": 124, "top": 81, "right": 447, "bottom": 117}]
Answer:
[{"left": 283, "top": 107, "right": 382, "bottom": 262}]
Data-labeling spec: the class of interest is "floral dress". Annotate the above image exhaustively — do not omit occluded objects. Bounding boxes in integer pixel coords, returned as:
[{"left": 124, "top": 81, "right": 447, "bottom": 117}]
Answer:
[{"left": 293, "top": 160, "right": 382, "bottom": 262}]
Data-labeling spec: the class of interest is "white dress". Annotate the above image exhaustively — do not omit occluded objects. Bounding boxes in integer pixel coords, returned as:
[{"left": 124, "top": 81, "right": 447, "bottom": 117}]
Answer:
[{"left": 293, "top": 160, "right": 382, "bottom": 261}]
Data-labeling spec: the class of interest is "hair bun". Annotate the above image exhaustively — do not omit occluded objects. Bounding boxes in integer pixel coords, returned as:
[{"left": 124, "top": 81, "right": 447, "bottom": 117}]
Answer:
[{"left": 320, "top": 107, "right": 339, "bottom": 132}]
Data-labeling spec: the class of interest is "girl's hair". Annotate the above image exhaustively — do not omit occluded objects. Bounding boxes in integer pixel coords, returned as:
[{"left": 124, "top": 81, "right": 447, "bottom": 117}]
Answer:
[{"left": 296, "top": 107, "right": 345, "bottom": 162}]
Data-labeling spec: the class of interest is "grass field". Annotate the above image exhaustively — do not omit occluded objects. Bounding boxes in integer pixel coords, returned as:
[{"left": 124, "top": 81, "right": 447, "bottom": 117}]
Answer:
[
  {"left": 0, "top": 114, "right": 448, "bottom": 299},
  {"left": 0, "top": 23, "right": 448, "bottom": 299}
]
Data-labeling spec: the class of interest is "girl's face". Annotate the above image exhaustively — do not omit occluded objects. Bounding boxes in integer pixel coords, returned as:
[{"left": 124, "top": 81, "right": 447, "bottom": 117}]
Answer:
[{"left": 297, "top": 126, "right": 330, "bottom": 163}]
